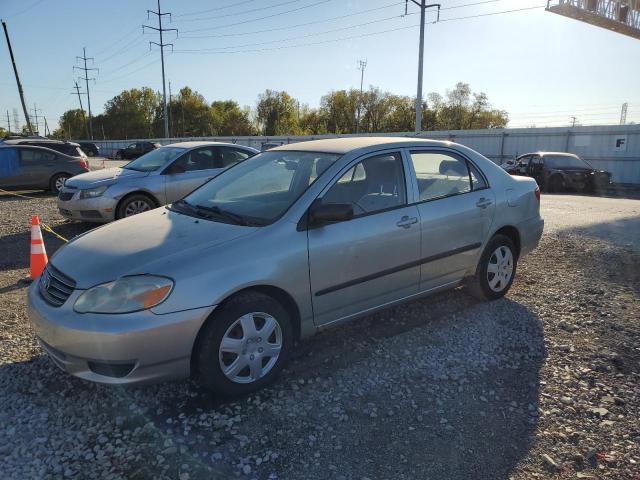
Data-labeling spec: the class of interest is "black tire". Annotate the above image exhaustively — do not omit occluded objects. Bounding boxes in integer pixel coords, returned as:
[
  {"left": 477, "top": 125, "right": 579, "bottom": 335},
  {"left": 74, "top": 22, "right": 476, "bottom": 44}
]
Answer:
[
  {"left": 467, "top": 234, "right": 518, "bottom": 301},
  {"left": 195, "top": 291, "right": 293, "bottom": 397},
  {"left": 49, "top": 173, "right": 69, "bottom": 194},
  {"left": 548, "top": 175, "right": 563, "bottom": 193},
  {"left": 115, "top": 151, "right": 123, "bottom": 160},
  {"left": 116, "top": 193, "right": 156, "bottom": 219},
  {"left": 87, "top": 151, "right": 95, "bottom": 157}
]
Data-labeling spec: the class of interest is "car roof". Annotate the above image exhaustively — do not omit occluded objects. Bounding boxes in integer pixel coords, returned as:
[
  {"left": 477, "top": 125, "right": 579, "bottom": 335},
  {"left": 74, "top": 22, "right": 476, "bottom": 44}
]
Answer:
[
  {"left": 272, "top": 137, "right": 453, "bottom": 154},
  {"left": 164, "top": 141, "right": 257, "bottom": 150},
  {"left": 4, "top": 138, "right": 81, "bottom": 147},
  {"left": 520, "top": 151, "right": 579, "bottom": 158}
]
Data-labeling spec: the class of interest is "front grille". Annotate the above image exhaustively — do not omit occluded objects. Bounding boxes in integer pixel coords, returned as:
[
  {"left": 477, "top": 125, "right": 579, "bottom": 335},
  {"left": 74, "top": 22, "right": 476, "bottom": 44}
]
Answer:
[
  {"left": 80, "top": 210, "right": 102, "bottom": 219},
  {"left": 39, "top": 264, "right": 76, "bottom": 307},
  {"left": 58, "top": 191, "right": 74, "bottom": 201}
]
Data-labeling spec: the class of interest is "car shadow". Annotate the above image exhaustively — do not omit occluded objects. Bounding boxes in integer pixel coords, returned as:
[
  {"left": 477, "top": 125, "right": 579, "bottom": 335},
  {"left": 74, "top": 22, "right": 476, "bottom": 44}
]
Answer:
[
  {"left": 2, "top": 291, "right": 546, "bottom": 479},
  {"left": 0, "top": 221, "right": 96, "bottom": 273}
]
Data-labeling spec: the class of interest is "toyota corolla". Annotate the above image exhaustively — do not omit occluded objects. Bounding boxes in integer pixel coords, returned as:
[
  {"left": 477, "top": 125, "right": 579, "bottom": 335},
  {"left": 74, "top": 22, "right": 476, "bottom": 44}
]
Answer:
[{"left": 28, "top": 137, "right": 543, "bottom": 396}]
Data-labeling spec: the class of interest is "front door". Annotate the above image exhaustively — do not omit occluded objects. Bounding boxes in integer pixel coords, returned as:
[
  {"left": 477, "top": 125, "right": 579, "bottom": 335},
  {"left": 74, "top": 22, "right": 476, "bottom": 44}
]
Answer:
[
  {"left": 308, "top": 151, "right": 421, "bottom": 326},
  {"left": 407, "top": 149, "right": 496, "bottom": 291},
  {"left": 163, "top": 147, "right": 224, "bottom": 203}
]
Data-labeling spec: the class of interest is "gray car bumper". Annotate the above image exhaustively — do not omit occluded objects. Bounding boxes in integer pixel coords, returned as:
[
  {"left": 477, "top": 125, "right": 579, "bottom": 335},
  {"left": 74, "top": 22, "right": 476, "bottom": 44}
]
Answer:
[
  {"left": 518, "top": 216, "right": 544, "bottom": 257},
  {"left": 57, "top": 192, "right": 118, "bottom": 223},
  {"left": 27, "top": 281, "right": 214, "bottom": 386}
]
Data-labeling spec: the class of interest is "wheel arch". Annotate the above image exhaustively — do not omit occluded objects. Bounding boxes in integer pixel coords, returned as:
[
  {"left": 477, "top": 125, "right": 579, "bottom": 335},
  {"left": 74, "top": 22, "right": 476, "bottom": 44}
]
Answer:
[
  {"left": 115, "top": 190, "right": 161, "bottom": 216},
  {"left": 49, "top": 172, "right": 74, "bottom": 190},
  {"left": 492, "top": 225, "right": 521, "bottom": 258},
  {"left": 189, "top": 285, "right": 302, "bottom": 378}
]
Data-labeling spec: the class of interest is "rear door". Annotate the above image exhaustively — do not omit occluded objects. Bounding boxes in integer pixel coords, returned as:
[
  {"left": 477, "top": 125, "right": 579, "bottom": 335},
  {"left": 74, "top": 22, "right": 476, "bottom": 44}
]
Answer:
[
  {"left": 406, "top": 149, "right": 496, "bottom": 291},
  {"left": 308, "top": 151, "right": 421, "bottom": 325},
  {"left": 0, "top": 147, "right": 28, "bottom": 188},
  {"left": 19, "top": 148, "right": 57, "bottom": 188},
  {"left": 163, "top": 146, "right": 222, "bottom": 202}
]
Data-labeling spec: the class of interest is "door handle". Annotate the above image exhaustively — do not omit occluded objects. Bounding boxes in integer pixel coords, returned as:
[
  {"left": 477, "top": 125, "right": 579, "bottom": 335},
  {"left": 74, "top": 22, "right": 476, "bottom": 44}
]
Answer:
[
  {"left": 476, "top": 198, "right": 493, "bottom": 209},
  {"left": 396, "top": 216, "right": 418, "bottom": 228}
]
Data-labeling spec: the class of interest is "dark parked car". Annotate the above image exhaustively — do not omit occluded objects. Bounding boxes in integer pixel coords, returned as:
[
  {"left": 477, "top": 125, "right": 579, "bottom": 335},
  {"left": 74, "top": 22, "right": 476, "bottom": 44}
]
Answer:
[
  {"left": 506, "top": 152, "right": 611, "bottom": 193},
  {"left": 114, "top": 141, "right": 160, "bottom": 160},
  {"left": 0, "top": 144, "right": 89, "bottom": 193},
  {"left": 3, "top": 138, "right": 87, "bottom": 160},
  {"left": 77, "top": 141, "right": 100, "bottom": 157}
]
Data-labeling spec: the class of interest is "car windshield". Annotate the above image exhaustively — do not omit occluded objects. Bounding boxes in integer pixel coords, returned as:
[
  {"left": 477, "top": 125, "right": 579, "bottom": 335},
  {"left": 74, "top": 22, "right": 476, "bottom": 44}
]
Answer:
[
  {"left": 545, "top": 155, "right": 592, "bottom": 169},
  {"left": 175, "top": 150, "right": 340, "bottom": 225},
  {"left": 123, "top": 147, "right": 184, "bottom": 172}
]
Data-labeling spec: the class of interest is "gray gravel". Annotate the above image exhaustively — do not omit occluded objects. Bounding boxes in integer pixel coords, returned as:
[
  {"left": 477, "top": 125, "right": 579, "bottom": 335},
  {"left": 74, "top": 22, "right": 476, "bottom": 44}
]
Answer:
[{"left": 1, "top": 191, "right": 639, "bottom": 479}]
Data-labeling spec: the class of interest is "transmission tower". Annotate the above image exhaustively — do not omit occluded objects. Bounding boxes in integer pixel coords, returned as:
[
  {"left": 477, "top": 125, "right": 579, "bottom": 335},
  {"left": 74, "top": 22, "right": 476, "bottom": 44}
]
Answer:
[
  {"left": 71, "top": 81, "right": 89, "bottom": 138},
  {"left": 74, "top": 47, "right": 98, "bottom": 140},
  {"left": 144, "top": 0, "right": 177, "bottom": 139},
  {"left": 356, "top": 59, "right": 367, "bottom": 134},
  {"left": 30, "top": 103, "right": 43, "bottom": 135},
  {"left": 620, "top": 102, "right": 628, "bottom": 125}
]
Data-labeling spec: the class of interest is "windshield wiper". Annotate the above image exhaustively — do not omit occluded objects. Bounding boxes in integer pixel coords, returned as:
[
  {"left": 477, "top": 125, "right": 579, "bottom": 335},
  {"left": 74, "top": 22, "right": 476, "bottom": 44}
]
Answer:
[{"left": 193, "top": 205, "right": 251, "bottom": 226}]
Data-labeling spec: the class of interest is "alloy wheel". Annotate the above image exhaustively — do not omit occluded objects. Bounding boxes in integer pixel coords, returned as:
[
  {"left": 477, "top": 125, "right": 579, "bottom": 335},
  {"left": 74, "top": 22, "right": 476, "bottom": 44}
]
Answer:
[
  {"left": 218, "top": 312, "right": 282, "bottom": 384},
  {"left": 124, "top": 200, "right": 152, "bottom": 217},
  {"left": 54, "top": 176, "right": 67, "bottom": 192},
  {"left": 487, "top": 245, "right": 514, "bottom": 292}
]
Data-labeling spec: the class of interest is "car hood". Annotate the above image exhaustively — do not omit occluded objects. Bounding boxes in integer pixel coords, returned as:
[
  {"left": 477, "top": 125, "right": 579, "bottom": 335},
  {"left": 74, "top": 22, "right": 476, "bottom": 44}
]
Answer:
[
  {"left": 50, "top": 208, "right": 257, "bottom": 288},
  {"left": 64, "top": 167, "right": 149, "bottom": 188}
]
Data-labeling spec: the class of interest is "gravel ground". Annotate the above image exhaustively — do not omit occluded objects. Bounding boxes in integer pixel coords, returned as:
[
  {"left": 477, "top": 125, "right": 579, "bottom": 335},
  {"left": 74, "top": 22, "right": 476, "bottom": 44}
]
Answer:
[{"left": 0, "top": 191, "right": 638, "bottom": 479}]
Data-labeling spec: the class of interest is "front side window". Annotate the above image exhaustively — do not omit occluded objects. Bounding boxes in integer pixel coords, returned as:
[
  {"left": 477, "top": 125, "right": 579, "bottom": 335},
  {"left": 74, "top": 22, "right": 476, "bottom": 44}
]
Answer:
[
  {"left": 123, "top": 147, "right": 185, "bottom": 172},
  {"left": 181, "top": 150, "right": 340, "bottom": 225},
  {"left": 410, "top": 151, "right": 472, "bottom": 201},
  {"left": 172, "top": 147, "right": 216, "bottom": 172},
  {"left": 322, "top": 153, "right": 406, "bottom": 216},
  {"left": 220, "top": 148, "right": 252, "bottom": 168}
]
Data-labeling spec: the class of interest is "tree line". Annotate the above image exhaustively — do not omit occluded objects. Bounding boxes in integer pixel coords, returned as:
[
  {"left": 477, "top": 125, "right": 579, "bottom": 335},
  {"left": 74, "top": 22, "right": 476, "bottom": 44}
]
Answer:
[{"left": 51, "top": 82, "right": 508, "bottom": 140}]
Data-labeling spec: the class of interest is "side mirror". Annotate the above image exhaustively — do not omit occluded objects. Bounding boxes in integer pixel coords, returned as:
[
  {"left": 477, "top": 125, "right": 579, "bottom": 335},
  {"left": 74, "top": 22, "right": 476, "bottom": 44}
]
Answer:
[{"left": 309, "top": 201, "right": 353, "bottom": 226}]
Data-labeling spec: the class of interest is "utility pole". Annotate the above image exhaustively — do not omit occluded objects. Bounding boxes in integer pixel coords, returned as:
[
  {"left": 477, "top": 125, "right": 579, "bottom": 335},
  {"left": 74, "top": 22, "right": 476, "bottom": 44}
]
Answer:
[
  {"left": 72, "top": 80, "right": 89, "bottom": 138},
  {"left": 12, "top": 108, "right": 19, "bottom": 132},
  {"left": 570, "top": 116, "right": 577, "bottom": 128},
  {"left": 405, "top": 1, "right": 440, "bottom": 133},
  {"left": 144, "top": 0, "right": 177, "bottom": 139},
  {"left": 6, "top": 110, "right": 11, "bottom": 133},
  {"left": 2, "top": 20, "right": 33, "bottom": 135},
  {"left": 620, "top": 102, "right": 628, "bottom": 125},
  {"left": 30, "top": 104, "right": 42, "bottom": 135},
  {"left": 168, "top": 80, "right": 173, "bottom": 138},
  {"left": 356, "top": 59, "right": 367, "bottom": 134},
  {"left": 43, "top": 117, "right": 50, "bottom": 137},
  {"left": 74, "top": 47, "right": 97, "bottom": 140}
]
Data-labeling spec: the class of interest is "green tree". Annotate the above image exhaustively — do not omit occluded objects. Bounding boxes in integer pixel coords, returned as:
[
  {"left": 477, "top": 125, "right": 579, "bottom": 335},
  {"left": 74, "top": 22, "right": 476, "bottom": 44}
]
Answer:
[
  {"left": 320, "top": 89, "right": 358, "bottom": 134},
  {"left": 53, "top": 109, "right": 87, "bottom": 140},
  {"left": 299, "top": 105, "right": 328, "bottom": 135},
  {"left": 210, "top": 100, "right": 255, "bottom": 136},
  {"left": 103, "top": 87, "right": 161, "bottom": 139},
  {"left": 166, "top": 87, "right": 214, "bottom": 137},
  {"left": 256, "top": 89, "right": 300, "bottom": 136}
]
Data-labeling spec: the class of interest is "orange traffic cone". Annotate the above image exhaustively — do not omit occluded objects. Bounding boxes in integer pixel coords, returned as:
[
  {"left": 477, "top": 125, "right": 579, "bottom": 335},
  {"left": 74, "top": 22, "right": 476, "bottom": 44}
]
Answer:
[{"left": 30, "top": 215, "right": 48, "bottom": 279}]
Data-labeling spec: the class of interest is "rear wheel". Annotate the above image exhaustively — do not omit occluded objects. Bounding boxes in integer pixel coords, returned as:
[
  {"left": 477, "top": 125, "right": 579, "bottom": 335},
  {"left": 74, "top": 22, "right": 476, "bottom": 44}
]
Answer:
[
  {"left": 467, "top": 234, "right": 517, "bottom": 301},
  {"left": 49, "top": 173, "right": 69, "bottom": 194},
  {"left": 116, "top": 194, "right": 155, "bottom": 219},
  {"left": 196, "top": 291, "right": 293, "bottom": 397}
]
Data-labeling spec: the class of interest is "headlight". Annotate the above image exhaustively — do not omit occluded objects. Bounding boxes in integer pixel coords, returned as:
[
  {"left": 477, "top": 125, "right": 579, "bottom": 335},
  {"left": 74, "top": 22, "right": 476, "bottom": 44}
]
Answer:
[
  {"left": 79, "top": 185, "right": 108, "bottom": 199},
  {"left": 74, "top": 275, "right": 173, "bottom": 314}
]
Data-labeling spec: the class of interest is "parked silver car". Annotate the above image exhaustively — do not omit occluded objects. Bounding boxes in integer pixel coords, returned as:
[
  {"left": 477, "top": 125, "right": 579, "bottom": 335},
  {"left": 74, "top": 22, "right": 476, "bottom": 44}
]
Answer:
[
  {"left": 28, "top": 137, "right": 543, "bottom": 396},
  {"left": 57, "top": 141, "right": 258, "bottom": 222}
]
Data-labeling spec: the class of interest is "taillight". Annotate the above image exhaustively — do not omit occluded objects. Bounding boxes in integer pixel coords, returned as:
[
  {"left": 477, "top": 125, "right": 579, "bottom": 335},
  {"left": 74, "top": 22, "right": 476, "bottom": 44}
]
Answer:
[
  {"left": 534, "top": 185, "right": 541, "bottom": 202},
  {"left": 79, "top": 159, "right": 89, "bottom": 170}
]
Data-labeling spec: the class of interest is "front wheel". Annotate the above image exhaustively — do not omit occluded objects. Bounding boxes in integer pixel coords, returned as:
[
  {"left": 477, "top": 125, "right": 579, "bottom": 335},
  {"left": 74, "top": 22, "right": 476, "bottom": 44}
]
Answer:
[
  {"left": 116, "top": 194, "right": 155, "bottom": 219},
  {"left": 467, "top": 234, "right": 517, "bottom": 301},
  {"left": 195, "top": 291, "right": 293, "bottom": 397}
]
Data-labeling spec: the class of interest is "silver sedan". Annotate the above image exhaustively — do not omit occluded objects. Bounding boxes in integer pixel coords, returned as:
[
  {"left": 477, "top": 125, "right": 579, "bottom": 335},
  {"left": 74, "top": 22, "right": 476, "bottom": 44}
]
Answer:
[
  {"left": 29, "top": 137, "right": 543, "bottom": 396},
  {"left": 57, "top": 141, "right": 258, "bottom": 222}
]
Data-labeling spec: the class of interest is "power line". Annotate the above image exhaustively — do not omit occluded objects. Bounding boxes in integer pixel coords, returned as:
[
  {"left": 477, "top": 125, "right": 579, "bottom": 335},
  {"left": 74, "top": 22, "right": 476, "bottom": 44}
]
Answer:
[
  {"left": 176, "top": 0, "right": 302, "bottom": 23},
  {"left": 98, "top": 57, "right": 163, "bottom": 84},
  {"left": 174, "top": 0, "right": 259, "bottom": 18},
  {"left": 74, "top": 47, "right": 98, "bottom": 140},
  {"left": 99, "top": 34, "right": 145, "bottom": 64},
  {"left": 143, "top": 0, "right": 177, "bottom": 138},
  {"left": 180, "top": 1, "right": 406, "bottom": 39},
  {"left": 2, "top": 0, "right": 46, "bottom": 19},
  {"left": 439, "top": 4, "right": 546, "bottom": 22},
  {"left": 181, "top": 0, "right": 335, "bottom": 33}
]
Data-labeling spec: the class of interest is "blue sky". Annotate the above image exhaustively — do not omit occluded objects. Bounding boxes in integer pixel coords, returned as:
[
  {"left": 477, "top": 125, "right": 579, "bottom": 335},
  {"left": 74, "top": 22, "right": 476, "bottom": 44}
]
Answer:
[{"left": 1, "top": 0, "right": 639, "bottom": 132}]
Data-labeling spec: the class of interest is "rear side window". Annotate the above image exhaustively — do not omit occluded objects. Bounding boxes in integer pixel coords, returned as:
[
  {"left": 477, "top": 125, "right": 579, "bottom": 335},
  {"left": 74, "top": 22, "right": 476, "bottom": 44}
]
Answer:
[
  {"left": 20, "top": 149, "right": 56, "bottom": 164},
  {"left": 409, "top": 151, "right": 472, "bottom": 201},
  {"left": 220, "top": 148, "right": 252, "bottom": 168}
]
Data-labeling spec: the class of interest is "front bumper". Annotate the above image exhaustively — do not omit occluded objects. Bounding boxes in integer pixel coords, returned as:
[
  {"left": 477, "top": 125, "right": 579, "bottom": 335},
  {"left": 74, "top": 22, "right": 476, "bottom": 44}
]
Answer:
[
  {"left": 57, "top": 189, "right": 118, "bottom": 223},
  {"left": 27, "top": 280, "right": 214, "bottom": 385}
]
